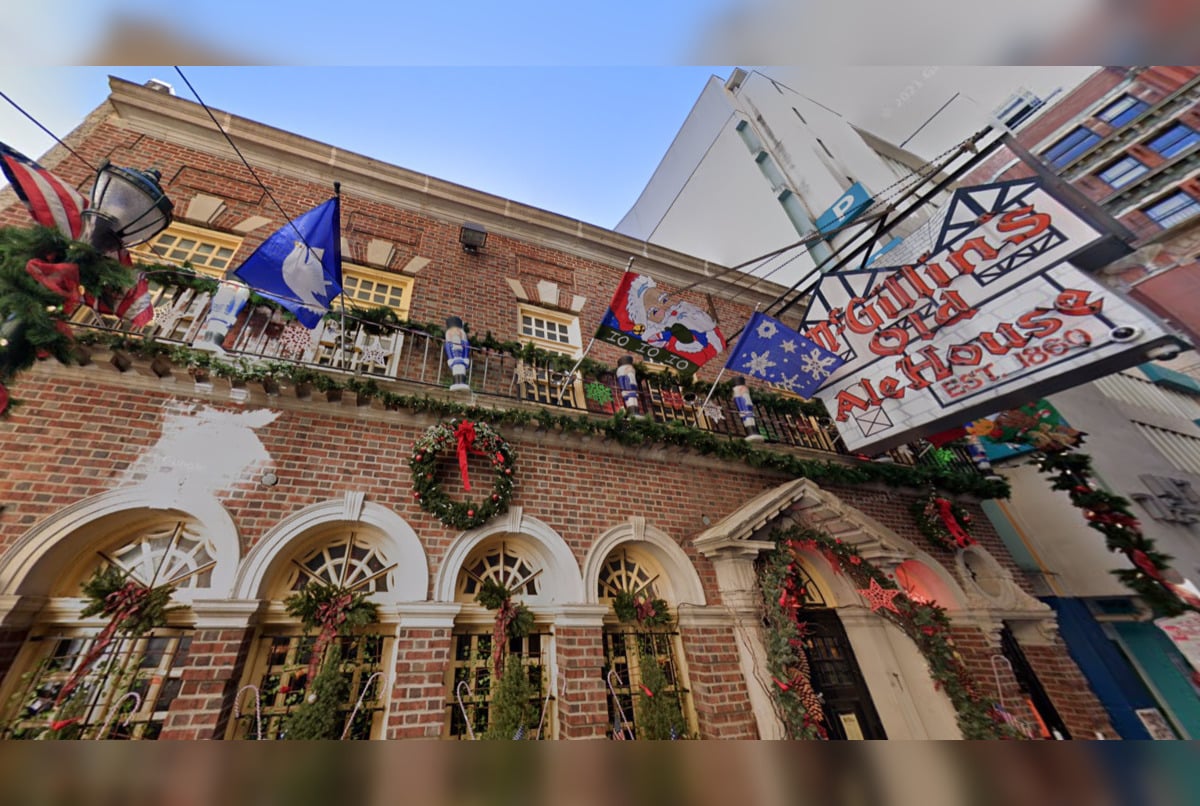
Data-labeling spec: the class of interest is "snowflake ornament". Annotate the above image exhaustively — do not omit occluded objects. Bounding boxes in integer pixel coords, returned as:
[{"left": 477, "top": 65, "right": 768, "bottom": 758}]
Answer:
[
  {"left": 360, "top": 345, "right": 390, "bottom": 368},
  {"left": 756, "top": 319, "right": 778, "bottom": 339},
  {"left": 702, "top": 403, "right": 724, "bottom": 423},
  {"left": 774, "top": 373, "right": 802, "bottom": 394},
  {"left": 799, "top": 349, "right": 837, "bottom": 381},
  {"left": 742, "top": 350, "right": 777, "bottom": 378},
  {"left": 280, "top": 323, "right": 313, "bottom": 357},
  {"left": 781, "top": 339, "right": 797, "bottom": 354}
]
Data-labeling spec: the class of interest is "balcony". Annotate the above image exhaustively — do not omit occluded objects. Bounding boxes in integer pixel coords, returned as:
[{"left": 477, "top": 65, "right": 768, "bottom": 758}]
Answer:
[{"left": 67, "top": 275, "right": 985, "bottom": 478}]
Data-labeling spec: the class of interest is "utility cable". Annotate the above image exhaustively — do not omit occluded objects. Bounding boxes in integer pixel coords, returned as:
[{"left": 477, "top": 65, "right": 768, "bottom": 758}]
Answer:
[
  {"left": 172, "top": 66, "right": 313, "bottom": 252},
  {"left": 0, "top": 89, "right": 96, "bottom": 173}
]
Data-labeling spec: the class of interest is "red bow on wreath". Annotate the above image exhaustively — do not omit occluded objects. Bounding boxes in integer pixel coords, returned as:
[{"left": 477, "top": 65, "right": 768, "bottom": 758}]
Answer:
[
  {"left": 934, "top": 498, "right": 974, "bottom": 548},
  {"left": 453, "top": 421, "right": 489, "bottom": 492},
  {"left": 56, "top": 581, "right": 150, "bottom": 706},
  {"left": 634, "top": 595, "right": 657, "bottom": 623},
  {"left": 26, "top": 258, "right": 83, "bottom": 315}
]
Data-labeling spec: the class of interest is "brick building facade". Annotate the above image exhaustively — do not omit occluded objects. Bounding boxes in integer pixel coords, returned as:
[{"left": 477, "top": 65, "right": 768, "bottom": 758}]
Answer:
[
  {"left": 972, "top": 66, "right": 1200, "bottom": 344},
  {"left": 0, "top": 77, "right": 1115, "bottom": 740}
]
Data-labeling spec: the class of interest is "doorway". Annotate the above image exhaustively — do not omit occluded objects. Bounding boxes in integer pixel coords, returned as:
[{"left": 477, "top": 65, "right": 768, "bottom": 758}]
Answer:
[{"left": 800, "top": 608, "right": 887, "bottom": 740}]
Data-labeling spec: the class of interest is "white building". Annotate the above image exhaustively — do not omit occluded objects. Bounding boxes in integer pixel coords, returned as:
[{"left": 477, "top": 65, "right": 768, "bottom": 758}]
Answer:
[{"left": 617, "top": 68, "right": 950, "bottom": 296}]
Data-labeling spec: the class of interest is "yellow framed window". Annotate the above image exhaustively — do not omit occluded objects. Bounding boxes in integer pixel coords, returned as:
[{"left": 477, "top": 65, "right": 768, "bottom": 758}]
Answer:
[
  {"left": 340, "top": 264, "right": 414, "bottom": 321},
  {"left": 518, "top": 304, "right": 581, "bottom": 356},
  {"left": 130, "top": 222, "right": 242, "bottom": 279}
]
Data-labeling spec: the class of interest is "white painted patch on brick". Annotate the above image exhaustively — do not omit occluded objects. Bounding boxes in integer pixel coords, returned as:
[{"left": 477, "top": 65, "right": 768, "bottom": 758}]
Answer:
[{"left": 117, "top": 402, "right": 280, "bottom": 502}]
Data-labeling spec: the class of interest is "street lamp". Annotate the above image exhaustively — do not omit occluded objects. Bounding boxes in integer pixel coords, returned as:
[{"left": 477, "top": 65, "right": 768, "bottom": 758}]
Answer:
[{"left": 80, "top": 160, "right": 174, "bottom": 253}]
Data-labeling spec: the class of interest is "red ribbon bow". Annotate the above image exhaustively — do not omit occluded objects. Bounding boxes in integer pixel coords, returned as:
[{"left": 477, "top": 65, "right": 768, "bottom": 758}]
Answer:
[
  {"left": 934, "top": 498, "right": 974, "bottom": 548},
  {"left": 26, "top": 258, "right": 83, "bottom": 315},
  {"left": 634, "top": 595, "right": 657, "bottom": 623},
  {"left": 453, "top": 421, "right": 488, "bottom": 492},
  {"left": 1129, "top": 550, "right": 1163, "bottom": 582},
  {"left": 57, "top": 581, "right": 151, "bottom": 706},
  {"left": 308, "top": 592, "right": 355, "bottom": 680}
]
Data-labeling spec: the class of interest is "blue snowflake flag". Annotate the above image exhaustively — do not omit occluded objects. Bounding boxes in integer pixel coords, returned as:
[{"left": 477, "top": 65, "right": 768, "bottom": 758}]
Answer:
[
  {"left": 724, "top": 312, "right": 845, "bottom": 397},
  {"left": 232, "top": 197, "right": 342, "bottom": 329}
]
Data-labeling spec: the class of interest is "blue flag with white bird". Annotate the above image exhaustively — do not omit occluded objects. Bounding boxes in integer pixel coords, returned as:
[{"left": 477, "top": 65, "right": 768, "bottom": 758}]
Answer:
[
  {"left": 233, "top": 197, "right": 342, "bottom": 329},
  {"left": 724, "top": 312, "right": 845, "bottom": 397}
]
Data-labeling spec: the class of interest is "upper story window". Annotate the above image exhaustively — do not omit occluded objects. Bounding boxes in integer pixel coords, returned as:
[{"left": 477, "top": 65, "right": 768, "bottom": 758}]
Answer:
[
  {"left": 1096, "top": 155, "right": 1150, "bottom": 190},
  {"left": 130, "top": 222, "right": 242, "bottom": 279},
  {"left": 340, "top": 264, "right": 414, "bottom": 321},
  {"left": 1096, "top": 95, "right": 1149, "bottom": 128},
  {"left": 1042, "top": 126, "right": 1102, "bottom": 169},
  {"left": 1147, "top": 123, "right": 1200, "bottom": 159},
  {"left": 518, "top": 304, "right": 581, "bottom": 356},
  {"left": 1143, "top": 191, "right": 1200, "bottom": 229}
]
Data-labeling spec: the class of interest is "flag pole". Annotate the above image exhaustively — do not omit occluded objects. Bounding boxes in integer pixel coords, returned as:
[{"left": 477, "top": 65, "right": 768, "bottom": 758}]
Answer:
[
  {"left": 701, "top": 303, "right": 759, "bottom": 410},
  {"left": 555, "top": 255, "right": 634, "bottom": 403},
  {"left": 333, "top": 181, "right": 349, "bottom": 370},
  {"left": 556, "top": 338, "right": 595, "bottom": 405}
]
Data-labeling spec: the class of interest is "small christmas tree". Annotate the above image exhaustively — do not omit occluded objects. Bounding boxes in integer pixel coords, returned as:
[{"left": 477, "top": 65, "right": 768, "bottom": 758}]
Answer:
[
  {"left": 633, "top": 644, "right": 686, "bottom": 740},
  {"left": 281, "top": 643, "right": 350, "bottom": 740},
  {"left": 483, "top": 654, "right": 535, "bottom": 740}
]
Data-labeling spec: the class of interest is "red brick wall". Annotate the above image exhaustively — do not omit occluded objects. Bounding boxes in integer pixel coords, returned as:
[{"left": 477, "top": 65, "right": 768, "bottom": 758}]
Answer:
[
  {"left": 385, "top": 627, "right": 453, "bottom": 739},
  {"left": 679, "top": 624, "right": 759, "bottom": 739},
  {"left": 554, "top": 627, "right": 609, "bottom": 739},
  {"left": 159, "top": 627, "right": 252, "bottom": 740},
  {"left": 1021, "top": 642, "right": 1119, "bottom": 739}
]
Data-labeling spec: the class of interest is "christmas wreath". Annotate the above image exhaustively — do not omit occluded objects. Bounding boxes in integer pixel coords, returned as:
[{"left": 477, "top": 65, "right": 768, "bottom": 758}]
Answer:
[
  {"left": 910, "top": 493, "right": 975, "bottom": 552},
  {"left": 409, "top": 419, "right": 515, "bottom": 530},
  {"left": 475, "top": 578, "right": 534, "bottom": 678}
]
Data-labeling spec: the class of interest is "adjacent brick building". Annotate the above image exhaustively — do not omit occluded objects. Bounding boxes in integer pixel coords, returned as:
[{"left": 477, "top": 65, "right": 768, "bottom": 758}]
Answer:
[{"left": 0, "top": 76, "right": 1115, "bottom": 740}]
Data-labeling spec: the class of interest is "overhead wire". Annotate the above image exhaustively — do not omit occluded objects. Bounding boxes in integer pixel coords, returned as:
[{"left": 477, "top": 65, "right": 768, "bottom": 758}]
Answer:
[
  {"left": 172, "top": 66, "right": 313, "bottom": 253},
  {"left": 0, "top": 90, "right": 96, "bottom": 174}
]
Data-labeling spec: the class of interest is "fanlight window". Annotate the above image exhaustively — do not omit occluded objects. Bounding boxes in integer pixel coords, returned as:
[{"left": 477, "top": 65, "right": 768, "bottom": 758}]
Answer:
[
  {"left": 597, "top": 549, "right": 659, "bottom": 601},
  {"left": 456, "top": 541, "right": 540, "bottom": 601},
  {"left": 289, "top": 533, "right": 392, "bottom": 594},
  {"left": 104, "top": 520, "right": 216, "bottom": 591}
]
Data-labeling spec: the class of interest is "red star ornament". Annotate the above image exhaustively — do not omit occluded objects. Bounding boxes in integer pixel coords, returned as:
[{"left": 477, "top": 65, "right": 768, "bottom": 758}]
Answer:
[{"left": 859, "top": 578, "right": 902, "bottom": 613}]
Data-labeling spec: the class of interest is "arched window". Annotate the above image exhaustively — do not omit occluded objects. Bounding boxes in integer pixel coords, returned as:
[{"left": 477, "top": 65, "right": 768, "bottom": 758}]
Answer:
[
  {"left": 231, "top": 531, "right": 393, "bottom": 740},
  {"left": 597, "top": 547, "right": 695, "bottom": 740},
  {"left": 447, "top": 538, "right": 549, "bottom": 739},
  {"left": 1, "top": 519, "right": 212, "bottom": 740}
]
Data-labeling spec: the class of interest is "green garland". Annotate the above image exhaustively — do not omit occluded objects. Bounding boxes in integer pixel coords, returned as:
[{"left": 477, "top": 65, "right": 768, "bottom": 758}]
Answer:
[
  {"left": 79, "top": 564, "right": 178, "bottom": 636},
  {"left": 765, "top": 527, "right": 1027, "bottom": 740},
  {"left": 283, "top": 581, "right": 379, "bottom": 634},
  {"left": 409, "top": 419, "right": 516, "bottom": 530},
  {"left": 909, "top": 493, "right": 976, "bottom": 552},
  {"left": 758, "top": 546, "right": 826, "bottom": 739},
  {"left": 1035, "top": 450, "right": 1197, "bottom": 616},
  {"left": 611, "top": 590, "right": 671, "bottom": 628},
  {"left": 64, "top": 329, "right": 1007, "bottom": 500},
  {"left": 475, "top": 579, "right": 535, "bottom": 640}
]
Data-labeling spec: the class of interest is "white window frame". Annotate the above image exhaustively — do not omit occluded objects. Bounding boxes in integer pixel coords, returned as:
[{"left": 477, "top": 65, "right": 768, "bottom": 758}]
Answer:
[{"left": 517, "top": 304, "right": 582, "bottom": 358}]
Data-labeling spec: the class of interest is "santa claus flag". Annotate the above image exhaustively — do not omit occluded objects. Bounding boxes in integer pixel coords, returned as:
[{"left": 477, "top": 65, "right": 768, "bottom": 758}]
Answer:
[{"left": 594, "top": 272, "right": 726, "bottom": 375}]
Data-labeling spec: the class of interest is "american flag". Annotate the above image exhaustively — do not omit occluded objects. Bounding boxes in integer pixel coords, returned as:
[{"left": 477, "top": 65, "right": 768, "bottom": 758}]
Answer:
[
  {"left": 1, "top": 141, "right": 153, "bottom": 326},
  {"left": 0, "top": 141, "right": 87, "bottom": 238}
]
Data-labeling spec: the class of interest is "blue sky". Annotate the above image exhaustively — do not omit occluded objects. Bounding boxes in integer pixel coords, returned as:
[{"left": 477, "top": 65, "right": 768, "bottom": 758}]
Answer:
[{"left": 0, "top": 66, "right": 731, "bottom": 228}]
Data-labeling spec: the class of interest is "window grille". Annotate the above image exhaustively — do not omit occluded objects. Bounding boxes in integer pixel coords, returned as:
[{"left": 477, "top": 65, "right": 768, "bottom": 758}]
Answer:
[
  {"left": 231, "top": 633, "right": 388, "bottom": 740},
  {"left": 130, "top": 222, "right": 242, "bottom": 278},
  {"left": 456, "top": 541, "right": 541, "bottom": 600},
  {"left": 341, "top": 264, "right": 414, "bottom": 321},
  {"left": 3, "top": 631, "right": 190, "bottom": 740},
  {"left": 288, "top": 533, "right": 392, "bottom": 594},
  {"left": 445, "top": 631, "right": 548, "bottom": 739}
]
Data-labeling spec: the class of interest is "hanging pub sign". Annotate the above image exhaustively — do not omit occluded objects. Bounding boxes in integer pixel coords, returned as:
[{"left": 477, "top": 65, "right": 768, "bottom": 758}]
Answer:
[{"left": 800, "top": 177, "right": 1187, "bottom": 454}]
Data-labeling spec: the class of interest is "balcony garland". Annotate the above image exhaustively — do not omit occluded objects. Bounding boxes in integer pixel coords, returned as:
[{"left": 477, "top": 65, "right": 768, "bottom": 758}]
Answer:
[
  {"left": 759, "top": 526, "right": 1027, "bottom": 740},
  {"left": 64, "top": 330, "right": 1009, "bottom": 499}
]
